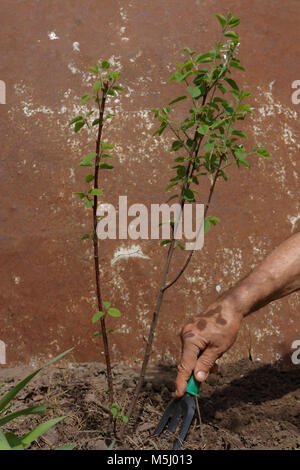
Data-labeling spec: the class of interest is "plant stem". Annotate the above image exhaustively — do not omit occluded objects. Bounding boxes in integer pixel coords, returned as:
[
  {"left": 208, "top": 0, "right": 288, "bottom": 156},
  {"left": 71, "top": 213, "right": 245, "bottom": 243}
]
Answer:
[
  {"left": 163, "top": 155, "right": 223, "bottom": 291},
  {"left": 121, "top": 98, "right": 223, "bottom": 435},
  {"left": 93, "top": 81, "right": 114, "bottom": 404}
]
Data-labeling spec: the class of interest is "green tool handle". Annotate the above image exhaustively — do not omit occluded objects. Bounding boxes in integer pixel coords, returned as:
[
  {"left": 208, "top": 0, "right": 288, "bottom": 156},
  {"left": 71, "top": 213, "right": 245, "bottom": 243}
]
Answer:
[{"left": 186, "top": 374, "right": 201, "bottom": 397}]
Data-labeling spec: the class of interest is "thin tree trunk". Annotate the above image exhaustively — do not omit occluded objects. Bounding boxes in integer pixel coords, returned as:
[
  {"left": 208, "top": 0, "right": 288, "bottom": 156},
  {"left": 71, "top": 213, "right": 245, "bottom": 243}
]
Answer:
[{"left": 93, "top": 82, "right": 114, "bottom": 404}]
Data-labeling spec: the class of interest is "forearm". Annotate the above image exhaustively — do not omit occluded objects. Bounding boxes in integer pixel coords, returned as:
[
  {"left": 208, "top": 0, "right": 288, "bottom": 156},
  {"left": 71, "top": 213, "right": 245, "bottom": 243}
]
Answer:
[{"left": 221, "top": 232, "right": 300, "bottom": 317}]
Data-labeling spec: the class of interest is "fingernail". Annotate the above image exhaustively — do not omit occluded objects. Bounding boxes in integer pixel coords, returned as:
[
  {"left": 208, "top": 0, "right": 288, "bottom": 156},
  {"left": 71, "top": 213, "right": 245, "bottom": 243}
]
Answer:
[{"left": 196, "top": 371, "right": 208, "bottom": 382}]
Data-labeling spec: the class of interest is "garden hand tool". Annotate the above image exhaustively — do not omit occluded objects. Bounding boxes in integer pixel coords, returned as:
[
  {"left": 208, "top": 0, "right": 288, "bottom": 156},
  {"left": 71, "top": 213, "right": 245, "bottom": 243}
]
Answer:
[{"left": 153, "top": 374, "right": 200, "bottom": 450}]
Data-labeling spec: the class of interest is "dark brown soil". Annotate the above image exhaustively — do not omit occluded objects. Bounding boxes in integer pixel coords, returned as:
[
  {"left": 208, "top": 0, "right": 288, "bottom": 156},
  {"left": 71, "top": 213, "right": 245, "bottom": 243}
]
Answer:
[{"left": 0, "top": 358, "right": 299, "bottom": 450}]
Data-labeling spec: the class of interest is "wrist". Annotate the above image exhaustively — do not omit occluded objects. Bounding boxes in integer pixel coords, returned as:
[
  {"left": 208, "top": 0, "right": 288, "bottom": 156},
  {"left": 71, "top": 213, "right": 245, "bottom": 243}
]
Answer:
[{"left": 218, "top": 284, "right": 254, "bottom": 319}]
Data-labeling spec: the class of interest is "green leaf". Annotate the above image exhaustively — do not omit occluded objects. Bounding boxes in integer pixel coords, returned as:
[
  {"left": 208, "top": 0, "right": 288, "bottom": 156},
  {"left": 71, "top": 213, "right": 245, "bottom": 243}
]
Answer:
[
  {"left": 101, "top": 60, "right": 110, "bottom": 69},
  {"left": 183, "top": 188, "right": 195, "bottom": 202},
  {"left": 108, "top": 71, "right": 121, "bottom": 80},
  {"left": 80, "top": 234, "right": 90, "bottom": 240},
  {"left": 44, "top": 349, "right": 74, "bottom": 367},
  {"left": 112, "top": 85, "right": 124, "bottom": 92},
  {"left": 80, "top": 94, "right": 94, "bottom": 105},
  {"left": 224, "top": 77, "right": 239, "bottom": 90},
  {"left": 0, "top": 430, "right": 11, "bottom": 450},
  {"left": 230, "top": 61, "right": 245, "bottom": 71},
  {"left": 89, "top": 188, "right": 103, "bottom": 196},
  {"left": 160, "top": 239, "right": 171, "bottom": 247},
  {"left": 168, "top": 95, "right": 187, "bottom": 105},
  {"left": 99, "top": 162, "right": 114, "bottom": 169},
  {"left": 103, "top": 301, "right": 111, "bottom": 310},
  {"left": 107, "top": 308, "right": 121, "bottom": 317},
  {"left": 0, "top": 371, "right": 41, "bottom": 413},
  {"left": 88, "top": 66, "right": 99, "bottom": 73},
  {"left": 69, "top": 116, "right": 83, "bottom": 126},
  {"left": 211, "top": 118, "right": 227, "bottom": 129},
  {"left": 232, "top": 130, "right": 247, "bottom": 139},
  {"left": 207, "top": 216, "right": 220, "bottom": 226},
  {"left": 102, "top": 154, "right": 115, "bottom": 158},
  {"left": 224, "top": 31, "right": 239, "bottom": 40},
  {"left": 238, "top": 157, "right": 250, "bottom": 168},
  {"left": 92, "top": 118, "right": 99, "bottom": 126},
  {"left": 254, "top": 145, "right": 270, "bottom": 158},
  {"left": 73, "top": 192, "right": 86, "bottom": 199},
  {"left": 5, "top": 432, "right": 24, "bottom": 450},
  {"left": 93, "top": 80, "right": 101, "bottom": 91},
  {"left": 175, "top": 241, "right": 184, "bottom": 250},
  {"left": 187, "top": 86, "right": 202, "bottom": 98},
  {"left": 217, "top": 83, "right": 227, "bottom": 94},
  {"left": 108, "top": 439, "right": 116, "bottom": 450},
  {"left": 166, "top": 194, "right": 178, "bottom": 203},
  {"left": 197, "top": 124, "right": 210, "bottom": 135},
  {"left": 204, "top": 219, "right": 210, "bottom": 233},
  {"left": 0, "top": 405, "right": 46, "bottom": 427},
  {"left": 110, "top": 407, "right": 118, "bottom": 417},
  {"left": 222, "top": 104, "right": 234, "bottom": 115},
  {"left": 215, "top": 13, "right": 226, "bottom": 28},
  {"left": 177, "top": 166, "right": 186, "bottom": 178},
  {"left": 195, "top": 53, "right": 213, "bottom": 64},
  {"left": 79, "top": 152, "right": 97, "bottom": 167},
  {"left": 165, "top": 182, "right": 178, "bottom": 191},
  {"left": 74, "top": 121, "right": 85, "bottom": 133},
  {"left": 171, "top": 140, "right": 184, "bottom": 151},
  {"left": 85, "top": 174, "right": 95, "bottom": 183},
  {"left": 85, "top": 199, "right": 93, "bottom": 208},
  {"left": 21, "top": 417, "right": 66, "bottom": 447},
  {"left": 183, "top": 46, "right": 195, "bottom": 55},
  {"left": 56, "top": 443, "right": 75, "bottom": 450},
  {"left": 92, "top": 311, "right": 105, "bottom": 323},
  {"left": 121, "top": 415, "right": 128, "bottom": 423},
  {"left": 177, "top": 71, "right": 193, "bottom": 82},
  {"left": 153, "top": 122, "right": 167, "bottom": 136},
  {"left": 101, "top": 142, "right": 114, "bottom": 150},
  {"left": 228, "top": 17, "right": 240, "bottom": 27}
]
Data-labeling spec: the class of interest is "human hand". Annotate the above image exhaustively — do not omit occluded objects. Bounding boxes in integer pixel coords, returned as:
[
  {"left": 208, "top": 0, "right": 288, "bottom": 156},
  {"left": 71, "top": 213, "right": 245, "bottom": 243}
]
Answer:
[{"left": 175, "top": 299, "right": 243, "bottom": 397}]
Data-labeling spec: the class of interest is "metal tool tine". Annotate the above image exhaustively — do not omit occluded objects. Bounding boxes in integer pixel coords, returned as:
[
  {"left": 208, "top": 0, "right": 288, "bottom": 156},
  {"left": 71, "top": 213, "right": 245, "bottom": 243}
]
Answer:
[
  {"left": 173, "top": 395, "right": 196, "bottom": 450},
  {"left": 166, "top": 404, "right": 183, "bottom": 433},
  {"left": 153, "top": 398, "right": 179, "bottom": 436}
]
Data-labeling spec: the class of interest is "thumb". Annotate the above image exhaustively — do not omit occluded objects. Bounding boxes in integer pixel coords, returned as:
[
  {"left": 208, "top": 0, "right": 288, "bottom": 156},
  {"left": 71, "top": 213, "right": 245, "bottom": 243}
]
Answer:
[{"left": 194, "top": 347, "right": 219, "bottom": 382}]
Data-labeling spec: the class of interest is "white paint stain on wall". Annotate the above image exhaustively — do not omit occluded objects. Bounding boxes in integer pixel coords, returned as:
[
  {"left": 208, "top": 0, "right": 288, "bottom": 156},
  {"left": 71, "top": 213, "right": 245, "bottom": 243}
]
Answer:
[
  {"left": 73, "top": 42, "right": 80, "bottom": 51},
  {"left": 48, "top": 31, "right": 59, "bottom": 40},
  {"left": 287, "top": 214, "right": 300, "bottom": 233},
  {"left": 111, "top": 244, "right": 150, "bottom": 265}
]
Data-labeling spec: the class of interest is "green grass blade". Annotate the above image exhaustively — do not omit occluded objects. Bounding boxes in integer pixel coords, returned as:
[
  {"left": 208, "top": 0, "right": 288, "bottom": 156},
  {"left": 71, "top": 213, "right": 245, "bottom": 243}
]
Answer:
[
  {"left": 0, "top": 348, "right": 73, "bottom": 414},
  {"left": 0, "top": 405, "right": 46, "bottom": 427},
  {"left": 5, "top": 432, "right": 24, "bottom": 450},
  {"left": 0, "top": 370, "right": 41, "bottom": 413},
  {"left": 0, "top": 429, "right": 11, "bottom": 450},
  {"left": 56, "top": 443, "right": 75, "bottom": 450},
  {"left": 21, "top": 416, "right": 66, "bottom": 447}
]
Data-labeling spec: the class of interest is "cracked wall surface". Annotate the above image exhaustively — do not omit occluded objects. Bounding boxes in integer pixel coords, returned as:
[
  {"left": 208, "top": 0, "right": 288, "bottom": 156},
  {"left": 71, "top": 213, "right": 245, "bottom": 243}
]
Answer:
[{"left": 0, "top": 0, "right": 299, "bottom": 367}]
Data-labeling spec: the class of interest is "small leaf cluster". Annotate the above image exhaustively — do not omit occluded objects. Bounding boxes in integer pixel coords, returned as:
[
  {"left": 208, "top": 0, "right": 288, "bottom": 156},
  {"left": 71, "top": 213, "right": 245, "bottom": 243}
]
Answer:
[
  {"left": 93, "top": 301, "right": 121, "bottom": 337},
  {"left": 70, "top": 60, "right": 121, "bottom": 220},
  {"left": 110, "top": 402, "right": 128, "bottom": 423},
  {"left": 152, "top": 12, "right": 270, "bottom": 240}
]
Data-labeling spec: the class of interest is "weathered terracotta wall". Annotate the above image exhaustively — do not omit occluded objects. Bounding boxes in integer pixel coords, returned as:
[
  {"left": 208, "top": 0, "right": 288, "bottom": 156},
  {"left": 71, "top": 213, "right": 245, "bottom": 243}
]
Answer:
[{"left": 0, "top": 0, "right": 299, "bottom": 367}]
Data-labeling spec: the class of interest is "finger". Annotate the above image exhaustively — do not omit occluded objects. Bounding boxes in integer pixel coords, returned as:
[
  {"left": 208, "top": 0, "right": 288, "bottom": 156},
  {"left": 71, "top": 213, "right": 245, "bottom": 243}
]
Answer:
[
  {"left": 194, "top": 347, "right": 219, "bottom": 382},
  {"left": 175, "top": 341, "right": 200, "bottom": 397}
]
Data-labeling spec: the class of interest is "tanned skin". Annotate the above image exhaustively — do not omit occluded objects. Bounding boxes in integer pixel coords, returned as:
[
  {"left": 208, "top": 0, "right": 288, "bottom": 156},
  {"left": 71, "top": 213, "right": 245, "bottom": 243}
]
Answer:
[{"left": 175, "top": 232, "right": 300, "bottom": 397}]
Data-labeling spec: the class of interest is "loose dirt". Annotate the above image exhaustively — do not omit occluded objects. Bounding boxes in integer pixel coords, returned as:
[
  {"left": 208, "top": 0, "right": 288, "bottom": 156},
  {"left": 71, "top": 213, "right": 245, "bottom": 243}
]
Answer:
[{"left": 0, "top": 358, "right": 299, "bottom": 450}]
